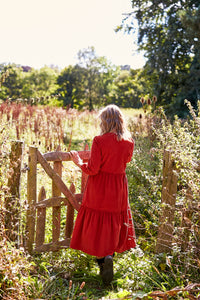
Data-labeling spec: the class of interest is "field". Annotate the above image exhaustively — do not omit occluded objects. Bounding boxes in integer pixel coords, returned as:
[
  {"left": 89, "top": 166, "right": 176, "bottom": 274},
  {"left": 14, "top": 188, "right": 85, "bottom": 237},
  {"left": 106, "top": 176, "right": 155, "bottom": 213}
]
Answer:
[{"left": 0, "top": 101, "right": 200, "bottom": 299}]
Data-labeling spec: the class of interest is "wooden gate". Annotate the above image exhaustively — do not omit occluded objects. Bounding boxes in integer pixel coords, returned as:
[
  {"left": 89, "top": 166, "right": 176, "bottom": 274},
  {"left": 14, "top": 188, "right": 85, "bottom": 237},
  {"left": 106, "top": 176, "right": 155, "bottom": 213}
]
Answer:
[{"left": 25, "top": 146, "right": 90, "bottom": 254}]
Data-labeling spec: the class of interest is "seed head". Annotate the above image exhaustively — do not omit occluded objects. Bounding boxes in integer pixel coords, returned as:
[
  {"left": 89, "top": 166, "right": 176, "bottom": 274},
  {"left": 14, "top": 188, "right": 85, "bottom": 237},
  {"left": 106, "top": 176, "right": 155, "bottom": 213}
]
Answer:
[
  {"left": 80, "top": 281, "right": 85, "bottom": 290},
  {"left": 147, "top": 98, "right": 152, "bottom": 105},
  {"left": 140, "top": 97, "right": 145, "bottom": 105},
  {"left": 69, "top": 279, "right": 72, "bottom": 290},
  {"left": 152, "top": 95, "right": 157, "bottom": 102}
]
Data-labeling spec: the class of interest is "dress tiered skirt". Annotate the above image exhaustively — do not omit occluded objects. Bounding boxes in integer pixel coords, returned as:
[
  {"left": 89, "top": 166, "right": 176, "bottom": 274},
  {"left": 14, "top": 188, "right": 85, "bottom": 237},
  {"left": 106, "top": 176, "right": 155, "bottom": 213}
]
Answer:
[{"left": 70, "top": 171, "right": 136, "bottom": 257}]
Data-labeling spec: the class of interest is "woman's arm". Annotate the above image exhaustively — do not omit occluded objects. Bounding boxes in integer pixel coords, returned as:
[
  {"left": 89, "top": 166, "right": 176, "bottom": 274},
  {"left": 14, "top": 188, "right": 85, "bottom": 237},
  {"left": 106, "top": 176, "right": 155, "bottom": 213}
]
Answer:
[
  {"left": 70, "top": 151, "right": 83, "bottom": 168},
  {"left": 70, "top": 137, "right": 101, "bottom": 175}
]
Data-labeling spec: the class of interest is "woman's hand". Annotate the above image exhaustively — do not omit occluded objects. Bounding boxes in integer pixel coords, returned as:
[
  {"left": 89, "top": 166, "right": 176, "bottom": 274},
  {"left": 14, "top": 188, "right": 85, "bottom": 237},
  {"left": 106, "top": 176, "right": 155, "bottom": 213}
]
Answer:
[{"left": 70, "top": 151, "right": 83, "bottom": 167}]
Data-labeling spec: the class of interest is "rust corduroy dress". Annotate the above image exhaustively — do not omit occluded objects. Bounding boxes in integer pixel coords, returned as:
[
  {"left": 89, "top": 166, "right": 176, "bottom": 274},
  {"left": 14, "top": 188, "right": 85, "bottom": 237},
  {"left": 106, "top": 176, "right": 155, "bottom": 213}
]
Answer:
[{"left": 70, "top": 132, "right": 136, "bottom": 257}]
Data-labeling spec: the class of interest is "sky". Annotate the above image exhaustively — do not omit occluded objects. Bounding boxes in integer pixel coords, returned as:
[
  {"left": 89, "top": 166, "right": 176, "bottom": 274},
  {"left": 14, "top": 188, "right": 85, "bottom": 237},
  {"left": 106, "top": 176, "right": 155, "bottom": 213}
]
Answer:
[{"left": 0, "top": 0, "right": 146, "bottom": 70}]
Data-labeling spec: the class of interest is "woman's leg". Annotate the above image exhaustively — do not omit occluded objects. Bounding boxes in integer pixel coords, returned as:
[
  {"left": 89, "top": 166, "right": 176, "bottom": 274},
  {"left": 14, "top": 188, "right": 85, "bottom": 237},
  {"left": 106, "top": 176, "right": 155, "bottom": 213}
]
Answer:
[{"left": 96, "top": 255, "right": 114, "bottom": 284}]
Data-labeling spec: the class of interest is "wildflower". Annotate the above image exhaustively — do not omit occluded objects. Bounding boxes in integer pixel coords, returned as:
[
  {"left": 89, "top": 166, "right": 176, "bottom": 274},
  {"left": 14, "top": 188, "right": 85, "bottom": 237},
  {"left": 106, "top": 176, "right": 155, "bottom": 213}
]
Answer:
[{"left": 80, "top": 281, "right": 85, "bottom": 289}]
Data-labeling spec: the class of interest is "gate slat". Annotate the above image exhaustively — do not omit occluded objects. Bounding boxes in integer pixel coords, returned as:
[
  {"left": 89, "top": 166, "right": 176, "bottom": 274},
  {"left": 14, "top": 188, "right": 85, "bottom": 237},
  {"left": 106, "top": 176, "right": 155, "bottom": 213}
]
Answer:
[
  {"left": 35, "top": 194, "right": 83, "bottom": 208},
  {"left": 35, "top": 186, "right": 46, "bottom": 247},
  {"left": 36, "top": 196, "right": 68, "bottom": 208},
  {"left": 35, "top": 238, "right": 71, "bottom": 252},
  {"left": 26, "top": 146, "right": 37, "bottom": 253},
  {"left": 52, "top": 161, "right": 62, "bottom": 243},
  {"left": 65, "top": 183, "right": 75, "bottom": 239}
]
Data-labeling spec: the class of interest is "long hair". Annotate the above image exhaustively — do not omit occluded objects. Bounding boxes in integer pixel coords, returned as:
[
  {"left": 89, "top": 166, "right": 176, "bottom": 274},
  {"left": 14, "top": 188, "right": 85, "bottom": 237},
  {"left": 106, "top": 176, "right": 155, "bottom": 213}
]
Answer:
[{"left": 98, "top": 104, "right": 131, "bottom": 141}]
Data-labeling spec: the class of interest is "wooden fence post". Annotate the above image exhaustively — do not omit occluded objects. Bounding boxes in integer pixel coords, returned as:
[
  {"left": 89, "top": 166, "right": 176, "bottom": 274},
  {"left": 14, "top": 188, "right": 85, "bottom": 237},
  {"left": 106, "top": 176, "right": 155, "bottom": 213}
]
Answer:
[
  {"left": 26, "top": 146, "right": 37, "bottom": 253},
  {"left": 52, "top": 160, "right": 62, "bottom": 242},
  {"left": 35, "top": 186, "right": 46, "bottom": 248},
  {"left": 5, "top": 140, "right": 23, "bottom": 245},
  {"left": 155, "top": 150, "right": 178, "bottom": 253},
  {"left": 65, "top": 183, "right": 75, "bottom": 239}
]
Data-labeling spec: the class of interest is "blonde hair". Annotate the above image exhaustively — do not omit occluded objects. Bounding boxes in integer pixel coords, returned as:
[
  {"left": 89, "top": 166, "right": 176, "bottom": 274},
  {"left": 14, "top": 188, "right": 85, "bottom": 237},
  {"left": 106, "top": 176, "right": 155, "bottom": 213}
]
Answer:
[{"left": 98, "top": 104, "right": 131, "bottom": 141}]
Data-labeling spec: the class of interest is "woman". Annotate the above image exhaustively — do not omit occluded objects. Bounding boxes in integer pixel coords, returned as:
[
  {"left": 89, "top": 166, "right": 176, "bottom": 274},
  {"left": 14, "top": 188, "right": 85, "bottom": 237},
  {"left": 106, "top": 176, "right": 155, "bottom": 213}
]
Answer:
[{"left": 70, "top": 104, "right": 136, "bottom": 284}]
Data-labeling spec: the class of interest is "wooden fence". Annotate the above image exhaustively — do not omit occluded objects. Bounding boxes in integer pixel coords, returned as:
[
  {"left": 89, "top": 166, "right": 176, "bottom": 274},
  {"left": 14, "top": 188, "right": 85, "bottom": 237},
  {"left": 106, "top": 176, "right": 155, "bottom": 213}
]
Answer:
[{"left": 25, "top": 145, "right": 90, "bottom": 253}]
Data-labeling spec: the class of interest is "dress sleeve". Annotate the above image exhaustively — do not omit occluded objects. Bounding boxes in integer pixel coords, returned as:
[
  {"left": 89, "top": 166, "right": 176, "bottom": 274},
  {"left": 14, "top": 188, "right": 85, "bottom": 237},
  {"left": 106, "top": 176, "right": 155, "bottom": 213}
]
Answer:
[
  {"left": 80, "top": 137, "right": 101, "bottom": 175},
  {"left": 127, "top": 139, "right": 134, "bottom": 163}
]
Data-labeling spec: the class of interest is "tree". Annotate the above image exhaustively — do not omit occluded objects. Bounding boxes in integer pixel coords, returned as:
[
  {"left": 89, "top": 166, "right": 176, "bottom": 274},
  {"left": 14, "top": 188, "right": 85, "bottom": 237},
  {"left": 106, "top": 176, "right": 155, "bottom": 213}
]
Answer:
[
  {"left": 119, "top": 0, "right": 200, "bottom": 116},
  {"left": 0, "top": 64, "right": 23, "bottom": 100},
  {"left": 0, "top": 65, "right": 58, "bottom": 104},
  {"left": 56, "top": 47, "right": 119, "bottom": 110},
  {"left": 77, "top": 46, "right": 102, "bottom": 110},
  {"left": 21, "top": 66, "right": 58, "bottom": 102},
  {"left": 56, "top": 65, "right": 86, "bottom": 108},
  {"left": 109, "top": 69, "right": 146, "bottom": 108},
  {"left": 77, "top": 46, "right": 118, "bottom": 110},
  {"left": 94, "top": 56, "right": 120, "bottom": 107}
]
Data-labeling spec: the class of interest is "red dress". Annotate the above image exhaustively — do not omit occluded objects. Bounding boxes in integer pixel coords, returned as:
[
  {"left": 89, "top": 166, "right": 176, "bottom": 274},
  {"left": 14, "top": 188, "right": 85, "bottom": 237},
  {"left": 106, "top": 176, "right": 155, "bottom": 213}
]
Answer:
[{"left": 70, "top": 132, "right": 136, "bottom": 257}]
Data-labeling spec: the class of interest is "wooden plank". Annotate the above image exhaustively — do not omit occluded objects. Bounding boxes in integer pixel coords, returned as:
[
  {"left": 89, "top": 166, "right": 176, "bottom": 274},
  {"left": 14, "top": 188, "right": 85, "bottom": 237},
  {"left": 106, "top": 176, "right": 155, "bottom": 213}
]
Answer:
[
  {"left": 65, "top": 183, "right": 75, "bottom": 238},
  {"left": 35, "top": 186, "right": 46, "bottom": 247},
  {"left": 75, "top": 193, "right": 83, "bottom": 205},
  {"left": 26, "top": 146, "right": 37, "bottom": 253},
  {"left": 36, "top": 149, "right": 80, "bottom": 211},
  {"left": 34, "top": 238, "right": 71, "bottom": 253},
  {"left": 43, "top": 150, "right": 90, "bottom": 162},
  {"left": 156, "top": 150, "right": 178, "bottom": 253},
  {"left": 35, "top": 194, "right": 83, "bottom": 208},
  {"left": 52, "top": 161, "right": 62, "bottom": 243},
  {"left": 36, "top": 196, "right": 69, "bottom": 208}
]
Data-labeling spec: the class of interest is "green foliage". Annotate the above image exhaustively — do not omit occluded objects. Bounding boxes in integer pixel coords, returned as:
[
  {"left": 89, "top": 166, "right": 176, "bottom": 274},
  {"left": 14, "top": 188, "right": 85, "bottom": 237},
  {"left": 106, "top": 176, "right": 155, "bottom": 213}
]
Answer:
[
  {"left": 109, "top": 69, "right": 147, "bottom": 108},
  {"left": 126, "top": 102, "right": 200, "bottom": 288},
  {"left": 21, "top": 66, "right": 59, "bottom": 101},
  {"left": 0, "top": 64, "right": 23, "bottom": 100},
  {"left": 56, "top": 64, "right": 87, "bottom": 109},
  {"left": 0, "top": 64, "right": 60, "bottom": 106},
  {"left": 127, "top": 135, "right": 162, "bottom": 250},
  {"left": 0, "top": 47, "right": 146, "bottom": 110},
  {"left": 76, "top": 46, "right": 119, "bottom": 110},
  {"left": 119, "top": 0, "right": 200, "bottom": 116}
]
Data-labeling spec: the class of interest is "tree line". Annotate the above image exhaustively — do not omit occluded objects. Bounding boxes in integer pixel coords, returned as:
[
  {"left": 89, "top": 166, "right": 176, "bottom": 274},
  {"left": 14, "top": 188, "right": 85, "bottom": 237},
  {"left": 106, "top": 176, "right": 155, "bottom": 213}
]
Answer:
[
  {"left": 1, "top": 0, "right": 200, "bottom": 116},
  {"left": 0, "top": 47, "right": 147, "bottom": 111}
]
